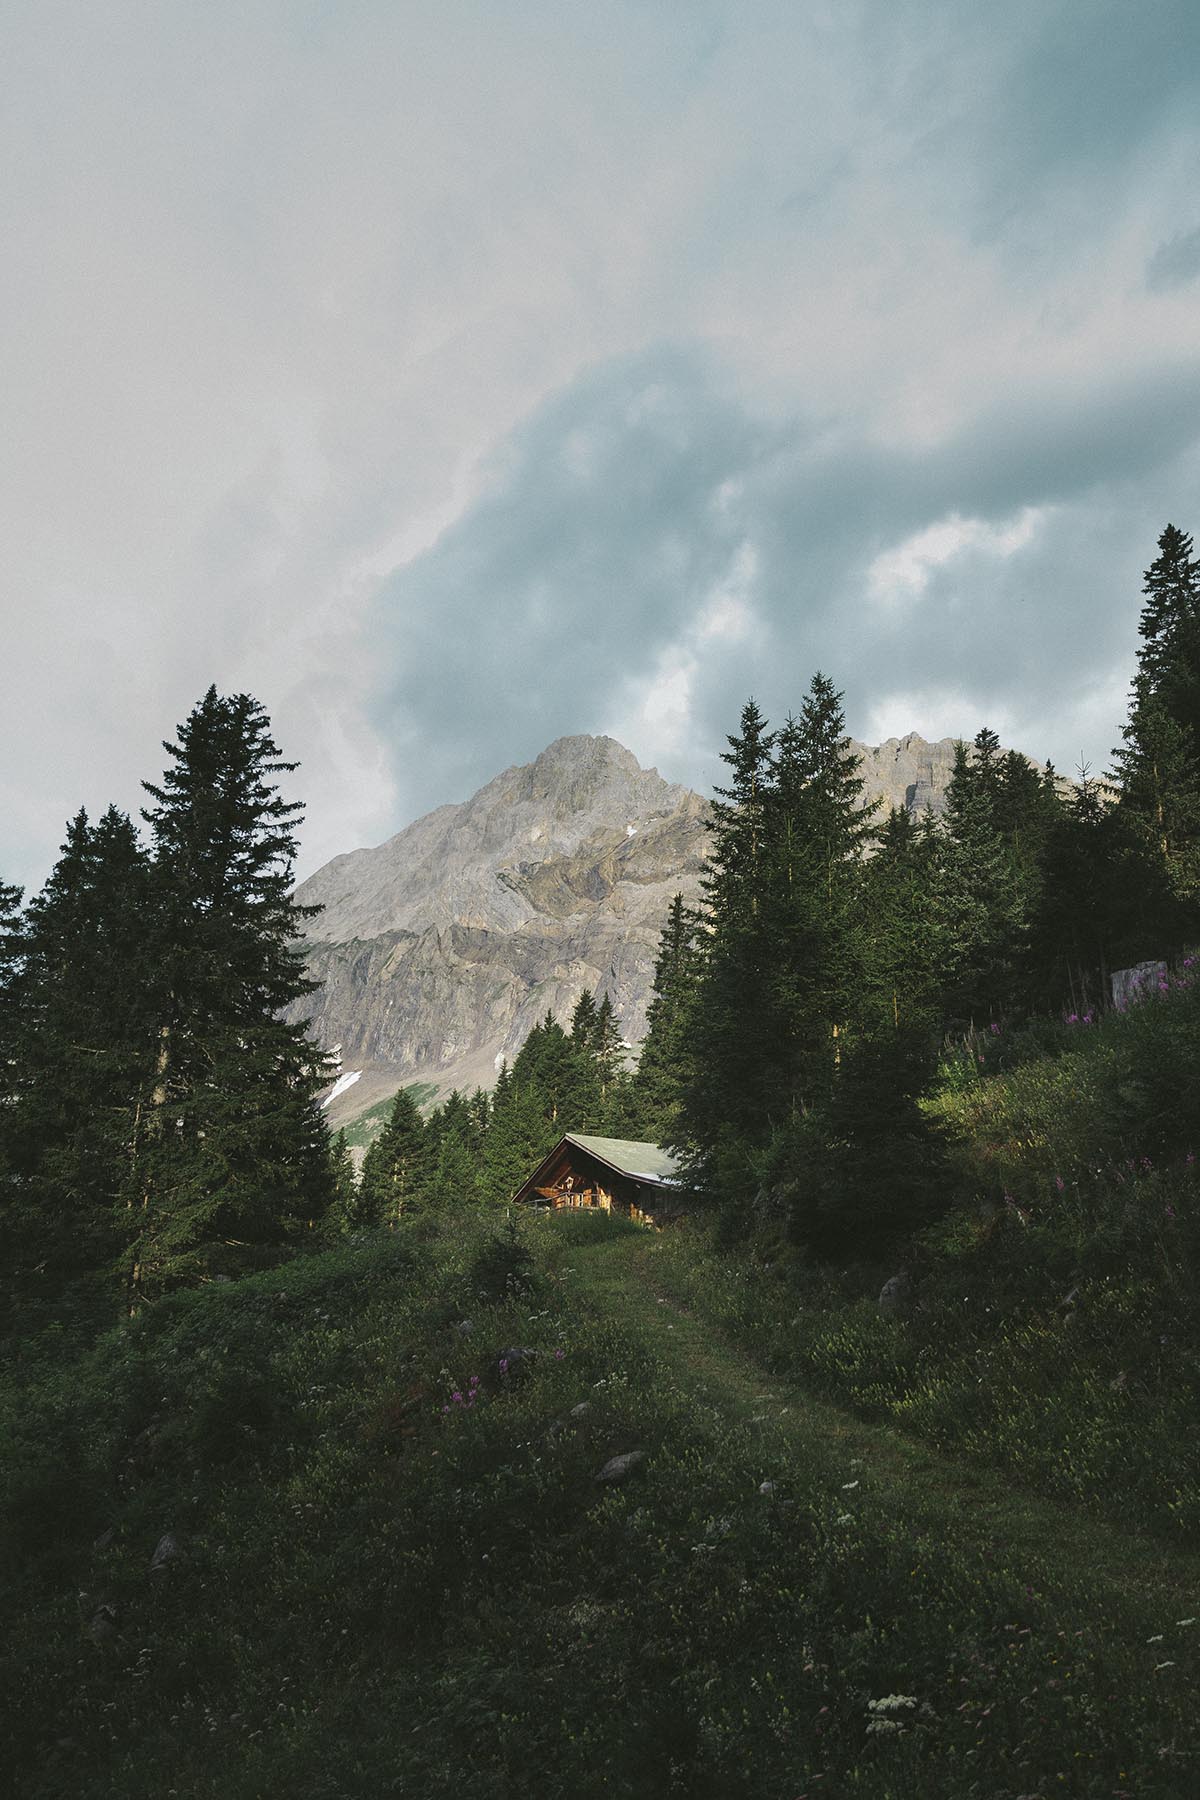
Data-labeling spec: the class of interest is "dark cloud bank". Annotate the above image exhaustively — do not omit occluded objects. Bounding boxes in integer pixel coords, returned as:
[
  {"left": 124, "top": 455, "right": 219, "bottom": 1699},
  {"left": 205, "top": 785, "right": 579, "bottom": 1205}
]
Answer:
[{"left": 369, "top": 343, "right": 1200, "bottom": 819}]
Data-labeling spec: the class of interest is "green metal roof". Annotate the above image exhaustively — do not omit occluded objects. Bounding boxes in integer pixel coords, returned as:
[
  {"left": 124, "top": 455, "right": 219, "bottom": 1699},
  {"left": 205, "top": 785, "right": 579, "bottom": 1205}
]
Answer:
[{"left": 563, "top": 1133, "right": 682, "bottom": 1187}]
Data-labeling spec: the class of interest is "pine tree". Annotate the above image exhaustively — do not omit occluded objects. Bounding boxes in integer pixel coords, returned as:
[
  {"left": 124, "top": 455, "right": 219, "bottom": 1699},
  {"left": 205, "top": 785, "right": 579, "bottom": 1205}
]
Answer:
[
  {"left": 1110, "top": 525, "right": 1200, "bottom": 932},
  {"left": 358, "top": 1086, "right": 426, "bottom": 1225},
  {"left": 1112, "top": 674, "right": 1200, "bottom": 917},
  {"left": 1030, "top": 770, "right": 1122, "bottom": 1011},
  {"left": 3, "top": 809, "right": 158, "bottom": 1285},
  {"left": 592, "top": 995, "right": 627, "bottom": 1104},
  {"left": 936, "top": 737, "right": 1030, "bottom": 1024},
  {"left": 423, "top": 1090, "right": 479, "bottom": 1208},
  {"left": 128, "top": 689, "right": 334, "bottom": 1300},
  {"left": 676, "top": 702, "right": 779, "bottom": 1190},
  {"left": 761, "top": 677, "right": 878, "bottom": 1120},
  {"left": 678, "top": 679, "right": 877, "bottom": 1206},
  {"left": 324, "top": 1130, "right": 359, "bottom": 1232},
  {"left": 479, "top": 1064, "right": 550, "bottom": 1202},
  {"left": 1138, "top": 523, "right": 1200, "bottom": 734},
  {"left": 861, "top": 805, "right": 947, "bottom": 1037},
  {"left": 628, "top": 894, "right": 704, "bottom": 1140},
  {"left": 569, "top": 990, "right": 598, "bottom": 1053}
]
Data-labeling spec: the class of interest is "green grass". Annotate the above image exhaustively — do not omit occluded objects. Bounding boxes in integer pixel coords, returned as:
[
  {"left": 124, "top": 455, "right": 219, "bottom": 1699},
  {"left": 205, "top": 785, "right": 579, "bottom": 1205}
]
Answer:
[{"left": 5, "top": 1209, "right": 1200, "bottom": 1797}]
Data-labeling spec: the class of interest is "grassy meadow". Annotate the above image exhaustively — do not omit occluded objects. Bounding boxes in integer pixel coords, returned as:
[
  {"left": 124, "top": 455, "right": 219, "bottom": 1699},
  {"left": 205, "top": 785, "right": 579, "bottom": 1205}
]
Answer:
[{"left": 5, "top": 976, "right": 1200, "bottom": 1796}]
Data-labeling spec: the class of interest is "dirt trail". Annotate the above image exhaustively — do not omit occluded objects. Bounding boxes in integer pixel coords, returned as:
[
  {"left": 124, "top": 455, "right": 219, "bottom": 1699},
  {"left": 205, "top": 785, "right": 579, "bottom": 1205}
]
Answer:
[{"left": 566, "top": 1227, "right": 1200, "bottom": 1632}]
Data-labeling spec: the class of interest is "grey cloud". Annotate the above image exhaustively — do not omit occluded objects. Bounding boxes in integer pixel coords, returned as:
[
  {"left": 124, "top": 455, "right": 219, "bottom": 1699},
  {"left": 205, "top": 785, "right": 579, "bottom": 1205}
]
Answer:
[
  {"left": 369, "top": 348, "right": 774, "bottom": 809},
  {"left": 370, "top": 347, "right": 1200, "bottom": 827},
  {"left": 1147, "top": 227, "right": 1200, "bottom": 292}
]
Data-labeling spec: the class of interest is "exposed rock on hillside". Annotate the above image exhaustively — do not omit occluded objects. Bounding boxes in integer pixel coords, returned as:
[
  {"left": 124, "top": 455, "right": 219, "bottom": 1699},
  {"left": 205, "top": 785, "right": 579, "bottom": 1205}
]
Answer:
[{"left": 292, "top": 731, "right": 980, "bottom": 1114}]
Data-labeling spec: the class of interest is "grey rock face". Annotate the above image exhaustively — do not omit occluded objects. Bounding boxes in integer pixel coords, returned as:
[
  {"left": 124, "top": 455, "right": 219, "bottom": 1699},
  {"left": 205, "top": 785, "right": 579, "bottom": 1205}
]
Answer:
[
  {"left": 292, "top": 731, "right": 1002, "bottom": 1111},
  {"left": 293, "top": 736, "right": 710, "bottom": 1092}
]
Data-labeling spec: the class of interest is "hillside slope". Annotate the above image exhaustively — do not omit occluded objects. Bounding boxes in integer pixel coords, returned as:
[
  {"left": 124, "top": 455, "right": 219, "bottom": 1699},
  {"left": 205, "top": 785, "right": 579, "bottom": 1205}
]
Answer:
[{"left": 6, "top": 1211, "right": 1198, "bottom": 1798}]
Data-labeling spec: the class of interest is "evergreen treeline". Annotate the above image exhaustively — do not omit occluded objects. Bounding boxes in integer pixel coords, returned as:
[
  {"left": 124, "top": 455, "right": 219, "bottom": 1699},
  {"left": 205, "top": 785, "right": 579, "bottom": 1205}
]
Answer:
[
  {"left": 1, "top": 689, "right": 335, "bottom": 1315},
  {"left": 633, "top": 522, "right": 1200, "bottom": 1250}
]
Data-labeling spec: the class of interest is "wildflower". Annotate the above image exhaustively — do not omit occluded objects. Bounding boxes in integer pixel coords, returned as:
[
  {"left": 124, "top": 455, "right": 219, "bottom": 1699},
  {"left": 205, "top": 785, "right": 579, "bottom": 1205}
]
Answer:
[
  {"left": 835, "top": 1513, "right": 853, "bottom": 1526},
  {"left": 841, "top": 1480, "right": 859, "bottom": 1491},
  {"left": 1176, "top": 1618, "right": 1196, "bottom": 1627},
  {"left": 1187, "top": 1152, "right": 1195, "bottom": 1168},
  {"left": 1165, "top": 1204, "right": 1177, "bottom": 1220},
  {"left": 866, "top": 1696, "right": 918, "bottom": 1723},
  {"left": 554, "top": 1349, "right": 565, "bottom": 1360},
  {"left": 1055, "top": 1175, "right": 1065, "bottom": 1193}
]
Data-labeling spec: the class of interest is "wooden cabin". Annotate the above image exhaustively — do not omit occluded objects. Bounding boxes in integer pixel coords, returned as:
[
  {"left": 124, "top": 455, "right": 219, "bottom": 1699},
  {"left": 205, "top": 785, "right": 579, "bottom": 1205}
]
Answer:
[{"left": 511, "top": 1133, "right": 690, "bottom": 1226}]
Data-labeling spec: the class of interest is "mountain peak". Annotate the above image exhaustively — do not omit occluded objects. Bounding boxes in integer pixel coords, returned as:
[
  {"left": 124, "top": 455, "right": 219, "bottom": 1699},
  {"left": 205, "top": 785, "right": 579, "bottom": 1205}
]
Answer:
[{"left": 534, "top": 733, "right": 641, "bottom": 772}]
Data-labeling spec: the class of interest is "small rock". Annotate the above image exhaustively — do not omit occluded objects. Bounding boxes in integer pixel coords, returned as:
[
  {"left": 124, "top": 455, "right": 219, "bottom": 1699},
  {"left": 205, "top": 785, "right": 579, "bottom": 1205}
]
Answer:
[
  {"left": 149, "top": 1531, "right": 181, "bottom": 1573},
  {"left": 878, "top": 1272, "right": 912, "bottom": 1318},
  {"left": 759, "top": 1480, "right": 777, "bottom": 1496},
  {"left": 451, "top": 1319, "right": 473, "bottom": 1337},
  {"left": 595, "top": 1450, "right": 647, "bottom": 1484},
  {"left": 88, "top": 1604, "right": 119, "bottom": 1645},
  {"left": 569, "top": 1402, "right": 591, "bottom": 1418},
  {"left": 496, "top": 1346, "right": 537, "bottom": 1380}
]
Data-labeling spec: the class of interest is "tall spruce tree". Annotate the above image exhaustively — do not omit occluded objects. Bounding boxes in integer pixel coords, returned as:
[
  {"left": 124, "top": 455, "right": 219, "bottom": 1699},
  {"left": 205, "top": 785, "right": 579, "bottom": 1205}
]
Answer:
[
  {"left": 128, "top": 689, "right": 333, "bottom": 1301},
  {"left": 936, "top": 736, "right": 1030, "bottom": 1024},
  {"left": 1109, "top": 524, "right": 1200, "bottom": 932},
  {"left": 678, "top": 680, "right": 877, "bottom": 1205},
  {"left": 627, "top": 894, "right": 704, "bottom": 1140},
  {"left": 3, "top": 809, "right": 158, "bottom": 1286},
  {"left": 676, "top": 701, "right": 778, "bottom": 1189},
  {"left": 760, "top": 677, "right": 877, "bottom": 1121},
  {"left": 358, "top": 1085, "right": 426, "bottom": 1225}
]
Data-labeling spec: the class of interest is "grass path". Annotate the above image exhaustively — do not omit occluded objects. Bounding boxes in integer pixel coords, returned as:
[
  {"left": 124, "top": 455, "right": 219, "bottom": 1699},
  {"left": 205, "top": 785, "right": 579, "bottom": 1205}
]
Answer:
[{"left": 558, "top": 1222, "right": 1200, "bottom": 1636}]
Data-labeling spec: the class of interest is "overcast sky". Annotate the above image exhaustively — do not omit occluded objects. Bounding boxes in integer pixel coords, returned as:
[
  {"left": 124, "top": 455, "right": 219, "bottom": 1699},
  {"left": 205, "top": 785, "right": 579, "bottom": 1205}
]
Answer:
[{"left": 4, "top": 0, "right": 1200, "bottom": 892}]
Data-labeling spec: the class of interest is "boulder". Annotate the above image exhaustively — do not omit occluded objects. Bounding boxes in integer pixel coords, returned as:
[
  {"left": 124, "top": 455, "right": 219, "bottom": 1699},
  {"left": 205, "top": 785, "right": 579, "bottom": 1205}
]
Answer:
[
  {"left": 496, "top": 1346, "right": 537, "bottom": 1380},
  {"left": 595, "top": 1450, "right": 647, "bottom": 1484},
  {"left": 149, "top": 1531, "right": 181, "bottom": 1573},
  {"left": 878, "top": 1272, "right": 912, "bottom": 1318}
]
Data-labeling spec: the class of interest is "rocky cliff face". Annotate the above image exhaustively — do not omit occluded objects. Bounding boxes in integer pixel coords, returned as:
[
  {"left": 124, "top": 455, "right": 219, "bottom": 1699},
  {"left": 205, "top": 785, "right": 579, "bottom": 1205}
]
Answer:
[{"left": 294, "top": 731, "right": 972, "bottom": 1116}]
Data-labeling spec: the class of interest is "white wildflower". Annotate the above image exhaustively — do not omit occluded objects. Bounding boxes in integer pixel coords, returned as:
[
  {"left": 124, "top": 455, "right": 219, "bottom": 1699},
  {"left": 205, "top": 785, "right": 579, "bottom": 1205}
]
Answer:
[{"left": 841, "top": 1480, "right": 859, "bottom": 1491}]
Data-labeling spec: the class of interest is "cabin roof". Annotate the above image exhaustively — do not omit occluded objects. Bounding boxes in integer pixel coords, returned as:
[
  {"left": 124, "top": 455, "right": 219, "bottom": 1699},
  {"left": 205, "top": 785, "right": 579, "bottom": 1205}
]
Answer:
[{"left": 561, "top": 1133, "right": 682, "bottom": 1187}]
